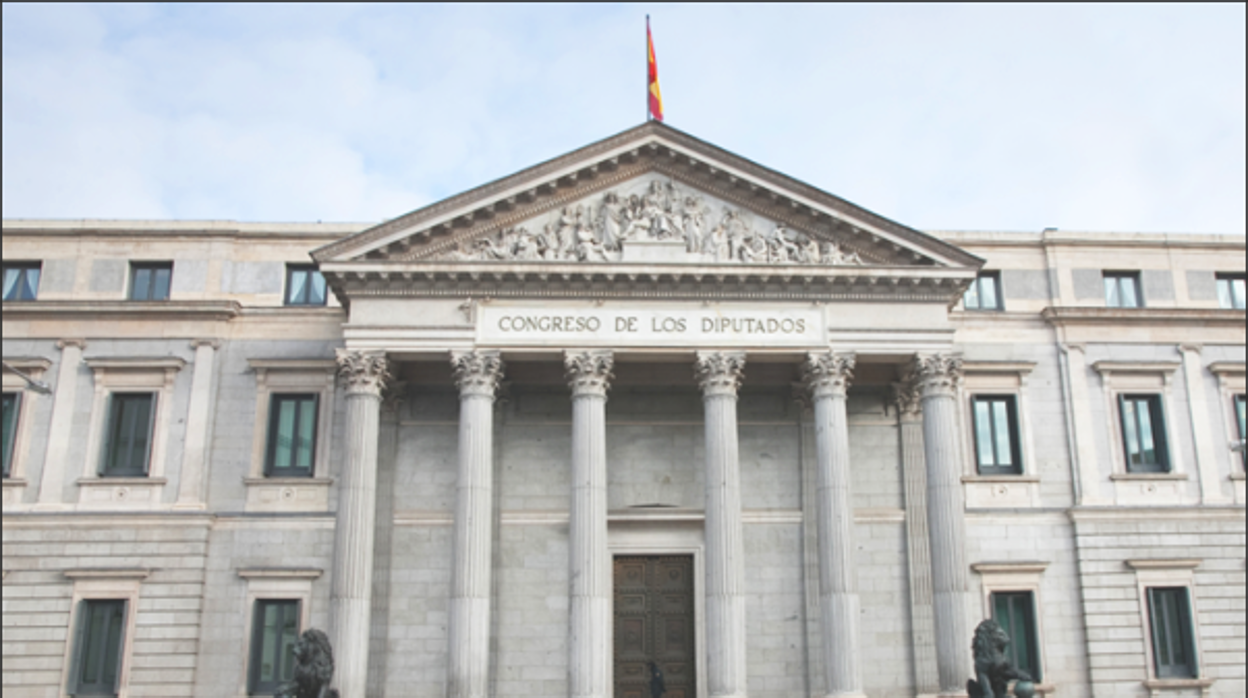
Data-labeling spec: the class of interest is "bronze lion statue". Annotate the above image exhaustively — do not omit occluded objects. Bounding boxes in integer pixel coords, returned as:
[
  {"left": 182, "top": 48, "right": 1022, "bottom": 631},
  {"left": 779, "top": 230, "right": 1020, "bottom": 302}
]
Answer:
[
  {"left": 277, "top": 629, "right": 340, "bottom": 698},
  {"left": 967, "top": 619, "right": 1034, "bottom": 698}
]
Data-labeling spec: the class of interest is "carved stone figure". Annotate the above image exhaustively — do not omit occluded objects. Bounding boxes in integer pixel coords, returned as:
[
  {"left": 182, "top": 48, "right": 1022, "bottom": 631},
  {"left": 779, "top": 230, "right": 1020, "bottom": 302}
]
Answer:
[
  {"left": 276, "top": 629, "right": 340, "bottom": 698},
  {"left": 966, "top": 619, "right": 1034, "bottom": 698},
  {"left": 432, "top": 178, "right": 869, "bottom": 266}
]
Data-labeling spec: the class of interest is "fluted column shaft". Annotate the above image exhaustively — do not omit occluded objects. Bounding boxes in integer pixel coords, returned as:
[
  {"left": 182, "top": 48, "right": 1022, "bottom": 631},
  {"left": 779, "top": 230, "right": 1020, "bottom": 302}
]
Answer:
[
  {"left": 331, "top": 350, "right": 391, "bottom": 698},
  {"left": 36, "top": 339, "right": 85, "bottom": 509},
  {"left": 895, "top": 374, "right": 940, "bottom": 695},
  {"left": 914, "top": 354, "right": 972, "bottom": 694},
  {"left": 804, "top": 352, "right": 864, "bottom": 698},
  {"left": 565, "top": 351, "right": 614, "bottom": 698},
  {"left": 448, "top": 351, "right": 504, "bottom": 698},
  {"left": 695, "top": 352, "right": 748, "bottom": 698}
]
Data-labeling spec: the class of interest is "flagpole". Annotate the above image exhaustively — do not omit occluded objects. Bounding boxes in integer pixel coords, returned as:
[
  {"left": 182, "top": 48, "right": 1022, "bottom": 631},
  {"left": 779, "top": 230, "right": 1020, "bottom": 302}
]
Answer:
[{"left": 645, "top": 15, "right": 650, "bottom": 122}]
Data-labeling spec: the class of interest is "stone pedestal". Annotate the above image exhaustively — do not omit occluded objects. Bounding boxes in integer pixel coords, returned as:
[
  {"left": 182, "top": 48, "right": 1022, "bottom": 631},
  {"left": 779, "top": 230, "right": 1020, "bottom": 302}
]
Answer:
[
  {"left": 331, "top": 350, "right": 391, "bottom": 697},
  {"left": 803, "top": 352, "right": 865, "bottom": 698},
  {"left": 914, "top": 353, "right": 973, "bottom": 695},
  {"left": 695, "top": 351, "right": 749, "bottom": 698},
  {"left": 565, "top": 351, "right": 614, "bottom": 698},
  {"left": 448, "top": 351, "right": 504, "bottom": 698}
]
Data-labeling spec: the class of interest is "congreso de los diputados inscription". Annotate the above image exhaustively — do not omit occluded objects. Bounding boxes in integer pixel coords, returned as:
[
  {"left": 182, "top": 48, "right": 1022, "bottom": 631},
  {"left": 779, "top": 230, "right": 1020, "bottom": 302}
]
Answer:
[{"left": 2, "top": 121, "right": 1245, "bottom": 698}]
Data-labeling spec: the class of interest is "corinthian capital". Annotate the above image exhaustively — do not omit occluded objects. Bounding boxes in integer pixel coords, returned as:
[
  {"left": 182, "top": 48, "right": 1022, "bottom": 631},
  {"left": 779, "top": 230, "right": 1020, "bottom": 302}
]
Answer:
[
  {"left": 451, "top": 350, "right": 505, "bottom": 398},
  {"left": 803, "top": 351, "right": 855, "bottom": 400},
  {"left": 694, "top": 351, "right": 746, "bottom": 397},
  {"left": 335, "top": 349, "right": 391, "bottom": 396},
  {"left": 565, "top": 350, "right": 614, "bottom": 398},
  {"left": 911, "top": 353, "right": 963, "bottom": 398},
  {"left": 891, "top": 364, "right": 924, "bottom": 418}
]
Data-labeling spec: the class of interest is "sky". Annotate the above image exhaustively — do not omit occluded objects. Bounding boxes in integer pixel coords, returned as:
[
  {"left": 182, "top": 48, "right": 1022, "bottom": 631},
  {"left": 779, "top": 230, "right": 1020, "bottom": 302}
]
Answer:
[{"left": 3, "top": 3, "right": 1245, "bottom": 234}]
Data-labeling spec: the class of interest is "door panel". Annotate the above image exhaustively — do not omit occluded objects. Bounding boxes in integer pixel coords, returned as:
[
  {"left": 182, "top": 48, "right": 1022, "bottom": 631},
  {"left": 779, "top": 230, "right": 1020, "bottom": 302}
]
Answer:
[{"left": 614, "top": 555, "right": 695, "bottom": 698}]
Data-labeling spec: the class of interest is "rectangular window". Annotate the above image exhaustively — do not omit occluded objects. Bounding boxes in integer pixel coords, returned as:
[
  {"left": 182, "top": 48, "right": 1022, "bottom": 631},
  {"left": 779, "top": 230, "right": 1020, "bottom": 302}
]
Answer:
[
  {"left": 2, "top": 262, "right": 41, "bottom": 301},
  {"left": 1216, "top": 273, "right": 1246, "bottom": 310},
  {"left": 70, "top": 599, "right": 127, "bottom": 696},
  {"left": 265, "top": 394, "right": 318, "bottom": 477},
  {"left": 284, "top": 265, "right": 328, "bottom": 306},
  {"left": 972, "top": 395, "right": 1022, "bottom": 475},
  {"left": 1104, "top": 271, "right": 1142, "bottom": 308},
  {"left": 101, "top": 393, "right": 155, "bottom": 477},
  {"left": 128, "top": 262, "right": 173, "bottom": 301},
  {"left": 249, "top": 599, "right": 300, "bottom": 695},
  {"left": 991, "top": 591, "right": 1041, "bottom": 682},
  {"left": 963, "top": 272, "right": 1002, "bottom": 311},
  {"left": 2, "top": 392, "right": 19, "bottom": 478},
  {"left": 1235, "top": 394, "right": 1246, "bottom": 469},
  {"left": 1148, "top": 587, "right": 1198, "bottom": 679},
  {"left": 1119, "top": 394, "right": 1170, "bottom": 473}
]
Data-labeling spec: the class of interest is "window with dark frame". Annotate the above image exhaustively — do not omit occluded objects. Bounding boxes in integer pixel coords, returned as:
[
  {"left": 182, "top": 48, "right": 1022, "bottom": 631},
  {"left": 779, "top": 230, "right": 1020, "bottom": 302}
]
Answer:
[
  {"left": 285, "top": 265, "right": 328, "bottom": 306},
  {"left": 1119, "top": 394, "right": 1170, "bottom": 473},
  {"left": 128, "top": 262, "right": 173, "bottom": 301},
  {"left": 249, "top": 599, "right": 300, "bottom": 695},
  {"left": 1104, "top": 271, "right": 1142, "bottom": 308},
  {"left": 2, "top": 392, "right": 19, "bottom": 478},
  {"left": 1147, "top": 587, "right": 1198, "bottom": 679},
  {"left": 1235, "top": 394, "right": 1246, "bottom": 469},
  {"left": 100, "top": 393, "right": 155, "bottom": 477},
  {"left": 991, "top": 591, "right": 1041, "bottom": 682},
  {"left": 963, "top": 272, "right": 1003, "bottom": 311},
  {"left": 2, "top": 262, "right": 41, "bottom": 301},
  {"left": 265, "top": 394, "right": 318, "bottom": 477},
  {"left": 972, "top": 395, "right": 1022, "bottom": 475},
  {"left": 1216, "top": 273, "right": 1246, "bottom": 310},
  {"left": 69, "top": 599, "right": 127, "bottom": 696}
]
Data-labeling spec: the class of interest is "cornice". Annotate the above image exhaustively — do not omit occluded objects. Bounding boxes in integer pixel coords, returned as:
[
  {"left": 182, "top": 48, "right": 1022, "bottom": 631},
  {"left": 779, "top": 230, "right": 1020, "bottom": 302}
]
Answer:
[
  {"left": 320, "top": 261, "right": 975, "bottom": 305},
  {"left": 2, "top": 300, "right": 241, "bottom": 321},
  {"left": 1041, "top": 306, "right": 1247, "bottom": 327}
]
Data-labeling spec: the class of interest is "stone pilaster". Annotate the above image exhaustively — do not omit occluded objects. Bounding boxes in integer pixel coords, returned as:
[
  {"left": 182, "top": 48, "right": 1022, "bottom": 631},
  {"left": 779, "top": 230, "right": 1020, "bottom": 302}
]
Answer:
[
  {"left": 913, "top": 353, "right": 972, "bottom": 695},
  {"left": 448, "top": 350, "right": 504, "bottom": 698},
  {"left": 35, "top": 339, "right": 86, "bottom": 509},
  {"left": 174, "top": 340, "right": 219, "bottom": 509},
  {"left": 694, "top": 351, "right": 749, "bottom": 698},
  {"left": 565, "top": 350, "right": 614, "bottom": 698},
  {"left": 1179, "top": 344, "right": 1228, "bottom": 504},
  {"left": 893, "top": 369, "right": 940, "bottom": 696},
  {"left": 331, "top": 349, "right": 391, "bottom": 698},
  {"left": 803, "top": 352, "right": 865, "bottom": 698}
]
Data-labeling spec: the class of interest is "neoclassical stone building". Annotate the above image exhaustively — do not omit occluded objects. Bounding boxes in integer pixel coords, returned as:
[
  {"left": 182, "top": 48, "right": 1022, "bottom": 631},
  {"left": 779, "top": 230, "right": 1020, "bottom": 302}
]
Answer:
[{"left": 2, "top": 122, "right": 1245, "bottom": 698}]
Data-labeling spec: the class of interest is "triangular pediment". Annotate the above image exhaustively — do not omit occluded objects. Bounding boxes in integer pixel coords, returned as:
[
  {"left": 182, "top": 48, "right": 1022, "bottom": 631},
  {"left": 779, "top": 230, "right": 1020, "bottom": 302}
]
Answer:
[{"left": 312, "top": 122, "right": 982, "bottom": 271}]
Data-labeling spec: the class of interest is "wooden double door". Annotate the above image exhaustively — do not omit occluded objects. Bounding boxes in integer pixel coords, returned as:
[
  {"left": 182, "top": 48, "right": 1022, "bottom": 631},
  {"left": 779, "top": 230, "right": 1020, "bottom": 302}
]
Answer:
[{"left": 613, "top": 555, "right": 696, "bottom": 698}]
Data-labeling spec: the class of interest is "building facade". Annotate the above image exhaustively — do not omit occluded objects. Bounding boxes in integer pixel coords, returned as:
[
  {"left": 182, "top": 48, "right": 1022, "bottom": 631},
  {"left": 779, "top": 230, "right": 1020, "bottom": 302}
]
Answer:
[{"left": 2, "top": 122, "right": 1245, "bottom": 698}]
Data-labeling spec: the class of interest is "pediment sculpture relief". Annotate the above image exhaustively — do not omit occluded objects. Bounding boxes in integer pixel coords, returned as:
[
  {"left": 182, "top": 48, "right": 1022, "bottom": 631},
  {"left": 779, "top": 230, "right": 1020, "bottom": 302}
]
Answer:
[{"left": 439, "top": 179, "right": 864, "bottom": 266}]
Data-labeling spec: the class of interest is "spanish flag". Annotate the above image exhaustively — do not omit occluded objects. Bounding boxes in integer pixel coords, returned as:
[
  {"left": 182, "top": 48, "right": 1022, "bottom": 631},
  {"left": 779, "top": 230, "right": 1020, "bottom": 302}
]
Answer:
[{"left": 647, "top": 16, "right": 663, "bottom": 121}]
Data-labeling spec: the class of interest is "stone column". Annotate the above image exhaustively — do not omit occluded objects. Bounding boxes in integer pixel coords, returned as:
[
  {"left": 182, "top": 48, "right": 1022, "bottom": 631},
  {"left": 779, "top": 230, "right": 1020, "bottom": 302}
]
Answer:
[
  {"left": 893, "top": 370, "right": 940, "bottom": 696},
  {"left": 331, "top": 349, "right": 391, "bottom": 698},
  {"left": 803, "top": 352, "right": 865, "bottom": 698},
  {"left": 174, "top": 339, "right": 219, "bottom": 509},
  {"left": 565, "top": 350, "right": 614, "bottom": 698},
  {"left": 1179, "top": 344, "right": 1228, "bottom": 504},
  {"left": 448, "top": 350, "right": 504, "bottom": 698},
  {"left": 695, "top": 351, "right": 748, "bottom": 698},
  {"left": 913, "top": 353, "right": 972, "bottom": 695},
  {"left": 36, "top": 339, "right": 86, "bottom": 509}
]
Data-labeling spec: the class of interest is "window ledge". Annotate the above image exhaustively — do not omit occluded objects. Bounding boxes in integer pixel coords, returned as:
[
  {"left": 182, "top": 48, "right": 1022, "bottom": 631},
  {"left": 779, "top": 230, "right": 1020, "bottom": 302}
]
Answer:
[
  {"left": 2, "top": 478, "right": 28, "bottom": 487},
  {"left": 1230, "top": 471, "right": 1245, "bottom": 481},
  {"left": 63, "top": 568, "right": 151, "bottom": 580},
  {"left": 1125, "top": 559, "right": 1201, "bottom": 570},
  {"left": 77, "top": 477, "right": 168, "bottom": 485},
  {"left": 963, "top": 474, "right": 1040, "bottom": 483},
  {"left": 242, "top": 477, "right": 334, "bottom": 486},
  {"left": 1143, "top": 677, "right": 1214, "bottom": 696},
  {"left": 237, "top": 567, "right": 323, "bottom": 580},
  {"left": 1110, "top": 472, "right": 1188, "bottom": 481}
]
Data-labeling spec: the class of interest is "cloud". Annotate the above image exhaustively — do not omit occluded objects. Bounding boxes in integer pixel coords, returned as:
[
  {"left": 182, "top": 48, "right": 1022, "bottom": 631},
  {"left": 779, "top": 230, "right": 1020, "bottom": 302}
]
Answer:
[{"left": 2, "top": 3, "right": 1243, "bottom": 233}]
